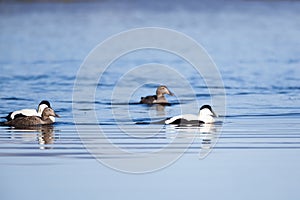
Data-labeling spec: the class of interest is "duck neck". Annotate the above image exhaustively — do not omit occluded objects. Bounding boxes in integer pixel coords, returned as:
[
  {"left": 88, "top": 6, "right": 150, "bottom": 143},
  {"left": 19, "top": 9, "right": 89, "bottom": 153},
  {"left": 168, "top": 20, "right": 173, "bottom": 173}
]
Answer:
[
  {"left": 41, "top": 114, "right": 54, "bottom": 122},
  {"left": 40, "top": 116, "right": 54, "bottom": 125},
  {"left": 37, "top": 104, "right": 48, "bottom": 116},
  {"left": 41, "top": 115, "right": 48, "bottom": 121},
  {"left": 156, "top": 91, "right": 164, "bottom": 98},
  {"left": 198, "top": 113, "right": 214, "bottom": 123}
]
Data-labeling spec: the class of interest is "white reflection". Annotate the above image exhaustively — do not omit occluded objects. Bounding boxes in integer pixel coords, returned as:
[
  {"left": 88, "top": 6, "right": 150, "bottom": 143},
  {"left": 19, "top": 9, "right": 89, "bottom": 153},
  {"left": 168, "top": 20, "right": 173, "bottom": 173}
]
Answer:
[
  {"left": 165, "top": 123, "right": 219, "bottom": 158},
  {"left": 8, "top": 125, "right": 56, "bottom": 150}
]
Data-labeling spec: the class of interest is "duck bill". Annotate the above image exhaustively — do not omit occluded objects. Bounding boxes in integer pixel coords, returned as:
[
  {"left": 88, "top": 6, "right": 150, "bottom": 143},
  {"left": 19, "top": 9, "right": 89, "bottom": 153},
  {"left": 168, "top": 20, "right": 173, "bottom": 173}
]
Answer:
[
  {"left": 212, "top": 110, "right": 218, "bottom": 117},
  {"left": 168, "top": 91, "right": 174, "bottom": 96},
  {"left": 55, "top": 113, "right": 60, "bottom": 118}
]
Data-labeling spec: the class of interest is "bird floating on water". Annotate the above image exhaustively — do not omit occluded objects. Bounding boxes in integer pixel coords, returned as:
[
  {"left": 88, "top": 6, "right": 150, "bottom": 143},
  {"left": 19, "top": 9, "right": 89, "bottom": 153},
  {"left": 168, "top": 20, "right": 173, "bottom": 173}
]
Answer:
[
  {"left": 4, "top": 100, "right": 51, "bottom": 121},
  {"left": 140, "top": 85, "right": 174, "bottom": 104},
  {"left": 165, "top": 105, "right": 218, "bottom": 125},
  {"left": 3, "top": 107, "right": 60, "bottom": 128}
]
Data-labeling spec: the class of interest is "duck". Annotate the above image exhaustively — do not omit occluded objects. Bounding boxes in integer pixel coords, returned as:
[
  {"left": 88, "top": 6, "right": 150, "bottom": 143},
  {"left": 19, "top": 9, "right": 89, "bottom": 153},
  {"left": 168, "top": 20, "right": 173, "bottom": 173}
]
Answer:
[
  {"left": 165, "top": 105, "right": 217, "bottom": 125},
  {"left": 3, "top": 107, "right": 59, "bottom": 128},
  {"left": 140, "top": 85, "right": 174, "bottom": 104},
  {"left": 3, "top": 100, "right": 51, "bottom": 121}
]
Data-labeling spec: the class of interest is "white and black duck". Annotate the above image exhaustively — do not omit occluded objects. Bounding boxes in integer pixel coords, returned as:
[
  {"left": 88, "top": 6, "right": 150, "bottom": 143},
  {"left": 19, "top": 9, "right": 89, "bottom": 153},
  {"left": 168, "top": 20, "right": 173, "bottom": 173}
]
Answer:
[
  {"left": 3, "top": 107, "right": 59, "bottom": 127},
  {"left": 3, "top": 100, "right": 51, "bottom": 121},
  {"left": 165, "top": 105, "right": 217, "bottom": 125}
]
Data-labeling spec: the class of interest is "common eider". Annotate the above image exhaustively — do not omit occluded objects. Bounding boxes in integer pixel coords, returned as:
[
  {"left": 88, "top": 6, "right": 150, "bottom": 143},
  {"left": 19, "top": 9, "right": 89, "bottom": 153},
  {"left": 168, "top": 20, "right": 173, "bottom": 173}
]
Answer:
[{"left": 140, "top": 85, "right": 174, "bottom": 104}]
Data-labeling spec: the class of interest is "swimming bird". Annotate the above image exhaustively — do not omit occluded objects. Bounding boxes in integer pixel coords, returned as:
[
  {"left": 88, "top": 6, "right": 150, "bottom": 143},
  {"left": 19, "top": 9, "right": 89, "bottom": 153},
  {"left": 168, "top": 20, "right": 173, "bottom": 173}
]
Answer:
[
  {"left": 140, "top": 85, "right": 174, "bottom": 104},
  {"left": 165, "top": 105, "right": 217, "bottom": 125},
  {"left": 4, "top": 107, "right": 59, "bottom": 128},
  {"left": 3, "top": 100, "right": 51, "bottom": 121}
]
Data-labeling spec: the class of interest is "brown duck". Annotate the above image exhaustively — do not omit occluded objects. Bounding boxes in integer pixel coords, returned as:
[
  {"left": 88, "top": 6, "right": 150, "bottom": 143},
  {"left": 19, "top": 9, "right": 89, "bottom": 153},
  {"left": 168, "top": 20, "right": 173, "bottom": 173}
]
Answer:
[
  {"left": 4, "top": 107, "right": 60, "bottom": 127},
  {"left": 140, "top": 85, "right": 174, "bottom": 104}
]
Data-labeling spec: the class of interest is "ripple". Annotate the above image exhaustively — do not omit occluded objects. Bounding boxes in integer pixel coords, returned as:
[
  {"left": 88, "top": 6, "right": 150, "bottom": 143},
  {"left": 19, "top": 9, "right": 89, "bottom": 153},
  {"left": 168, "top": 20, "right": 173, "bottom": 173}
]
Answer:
[{"left": 225, "top": 112, "right": 300, "bottom": 118}]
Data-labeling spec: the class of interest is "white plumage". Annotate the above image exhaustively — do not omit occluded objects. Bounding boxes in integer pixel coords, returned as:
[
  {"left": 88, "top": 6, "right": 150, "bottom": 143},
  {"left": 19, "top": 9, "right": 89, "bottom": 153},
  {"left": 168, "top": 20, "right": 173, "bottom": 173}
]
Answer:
[
  {"left": 165, "top": 105, "right": 217, "bottom": 125},
  {"left": 4, "top": 100, "right": 52, "bottom": 121},
  {"left": 9, "top": 109, "right": 39, "bottom": 119}
]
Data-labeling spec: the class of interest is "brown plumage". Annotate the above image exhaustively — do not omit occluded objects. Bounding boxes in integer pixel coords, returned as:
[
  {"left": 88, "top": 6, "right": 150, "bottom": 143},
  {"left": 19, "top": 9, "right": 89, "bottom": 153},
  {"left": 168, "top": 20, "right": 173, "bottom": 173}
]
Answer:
[
  {"left": 4, "top": 107, "right": 59, "bottom": 128},
  {"left": 140, "top": 85, "right": 174, "bottom": 104}
]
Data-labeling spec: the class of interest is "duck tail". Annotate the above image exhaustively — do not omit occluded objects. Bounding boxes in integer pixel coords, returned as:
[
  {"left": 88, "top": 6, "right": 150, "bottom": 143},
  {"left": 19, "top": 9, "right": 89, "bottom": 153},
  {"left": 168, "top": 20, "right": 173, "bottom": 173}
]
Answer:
[
  {"left": 139, "top": 97, "right": 144, "bottom": 104},
  {"left": 1, "top": 116, "right": 10, "bottom": 120},
  {"left": 1, "top": 112, "right": 12, "bottom": 121},
  {"left": 0, "top": 121, "right": 7, "bottom": 126}
]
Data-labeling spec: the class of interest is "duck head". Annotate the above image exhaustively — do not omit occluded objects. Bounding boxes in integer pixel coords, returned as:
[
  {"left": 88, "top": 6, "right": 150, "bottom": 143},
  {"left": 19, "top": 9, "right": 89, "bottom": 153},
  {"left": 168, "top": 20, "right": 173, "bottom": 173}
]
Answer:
[
  {"left": 37, "top": 100, "right": 51, "bottom": 114},
  {"left": 156, "top": 85, "right": 174, "bottom": 97},
  {"left": 198, "top": 105, "right": 218, "bottom": 123},
  {"left": 41, "top": 107, "right": 60, "bottom": 121}
]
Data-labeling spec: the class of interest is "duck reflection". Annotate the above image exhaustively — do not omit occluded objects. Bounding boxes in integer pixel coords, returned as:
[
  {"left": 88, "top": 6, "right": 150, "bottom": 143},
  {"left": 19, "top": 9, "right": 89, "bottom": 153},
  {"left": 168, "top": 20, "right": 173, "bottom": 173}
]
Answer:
[
  {"left": 154, "top": 104, "right": 167, "bottom": 116},
  {"left": 197, "top": 123, "right": 218, "bottom": 158},
  {"left": 146, "top": 103, "right": 170, "bottom": 117},
  {"left": 9, "top": 125, "right": 56, "bottom": 150},
  {"left": 37, "top": 125, "right": 55, "bottom": 149},
  {"left": 165, "top": 123, "right": 219, "bottom": 158}
]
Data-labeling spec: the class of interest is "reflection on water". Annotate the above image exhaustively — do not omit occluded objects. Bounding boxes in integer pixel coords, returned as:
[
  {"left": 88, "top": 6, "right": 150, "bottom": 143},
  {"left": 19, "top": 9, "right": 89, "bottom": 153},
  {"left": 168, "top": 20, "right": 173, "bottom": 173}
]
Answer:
[
  {"left": 0, "top": 0, "right": 300, "bottom": 199},
  {"left": 153, "top": 104, "right": 167, "bottom": 116},
  {"left": 36, "top": 126, "right": 55, "bottom": 149},
  {"left": 166, "top": 122, "right": 219, "bottom": 158},
  {"left": 5, "top": 125, "right": 56, "bottom": 150},
  {"left": 144, "top": 103, "right": 173, "bottom": 117}
]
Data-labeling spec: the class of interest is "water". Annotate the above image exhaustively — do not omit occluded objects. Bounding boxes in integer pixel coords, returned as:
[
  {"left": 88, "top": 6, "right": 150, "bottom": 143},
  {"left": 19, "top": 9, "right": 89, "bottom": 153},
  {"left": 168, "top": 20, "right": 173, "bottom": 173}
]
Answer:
[{"left": 1, "top": 0, "right": 300, "bottom": 200}]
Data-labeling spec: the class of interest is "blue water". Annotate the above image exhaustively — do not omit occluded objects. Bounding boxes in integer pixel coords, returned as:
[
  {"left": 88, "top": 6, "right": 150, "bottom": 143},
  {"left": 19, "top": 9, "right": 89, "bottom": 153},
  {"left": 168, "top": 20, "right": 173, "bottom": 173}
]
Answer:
[{"left": 1, "top": 1, "right": 300, "bottom": 200}]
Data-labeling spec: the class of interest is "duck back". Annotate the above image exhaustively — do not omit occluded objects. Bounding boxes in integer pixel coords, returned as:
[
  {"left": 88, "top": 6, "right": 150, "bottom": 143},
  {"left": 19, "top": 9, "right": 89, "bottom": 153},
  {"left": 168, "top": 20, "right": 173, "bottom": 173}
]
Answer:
[
  {"left": 140, "top": 95, "right": 157, "bottom": 104},
  {"left": 4, "top": 116, "right": 53, "bottom": 127}
]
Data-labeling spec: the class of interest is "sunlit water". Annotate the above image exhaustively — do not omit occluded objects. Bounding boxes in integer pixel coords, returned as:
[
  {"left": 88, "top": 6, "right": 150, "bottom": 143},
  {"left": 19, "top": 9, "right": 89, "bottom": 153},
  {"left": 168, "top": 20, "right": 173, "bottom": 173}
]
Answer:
[{"left": 1, "top": 1, "right": 300, "bottom": 200}]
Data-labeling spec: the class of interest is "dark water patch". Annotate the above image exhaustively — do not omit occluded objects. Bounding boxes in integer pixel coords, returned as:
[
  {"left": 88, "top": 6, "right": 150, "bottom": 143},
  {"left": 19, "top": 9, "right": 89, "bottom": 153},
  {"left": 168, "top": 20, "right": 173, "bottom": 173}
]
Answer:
[
  {"left": 226, "top": 86, "right": 300, "bottom": 96},
  {"left": 133, "top": 118, "right": 166, "bottom": 124},
  {"left": 231, "top": 91, "right": 272, "bottom": 96},
  {"left": 264, "top": 58, "right": 300, "bottom": 64},
  {"left": 55, "top": 75, "right": 76, "bottom": 81},
  {"left": 135, "top": 121, "right": 151, "bottom": 125},
  {"left": 97, "top": 101, "right": 181, "bottom": 106},
  {"left": 97, "top": 83, "right": 117, "bottom": 87},
  {"left": 141, "top": 83, "right": 162, "bottom": 88},
  {"left": 272, "top": 86, "right": 300, "bottom": 91},
  {"left": 73, "top": 122, "right": 116, "bottom": 126},
  {"left": 50, "top": 81, "right": 74, "bottom": 87},
  {"left": 72, "top": 100, "right": 102, "bottom": 104},
  {"left": 56, "top": 100, "right": 73, "bottom": 104},
  {"left": 225, "top": 112, "right": 300, "bottom": 118},
  {"left": 195, "top": 93, "right": 212, "bottom": 98},
  {"left": 55, "top": 121, "right": 75, "bottom": 126},
  {"left": 0, "top": 76, "right": 15, "bottom": 82},
  {"left": 264, "top": 106, "right": 300, "bottom": 110},
  {"left": 287, "top": 58, "right": 300, "bottom": 64},
  {"left": 1, "top": 97, "right": 33, "bottom": 101},
  {"left": 13, "top": 74, "right": 49, "bottom": 81},
  {"left": 105, "top": 102, "right": 140, "bottom": 105},
  {"left": 55, "top": 108, "right": 70, "bottom": 113}
]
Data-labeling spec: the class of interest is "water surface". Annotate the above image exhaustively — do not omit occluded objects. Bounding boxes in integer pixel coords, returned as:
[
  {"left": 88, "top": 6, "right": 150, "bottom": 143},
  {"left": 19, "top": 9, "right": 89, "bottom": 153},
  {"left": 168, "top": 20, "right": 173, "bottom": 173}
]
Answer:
[{"left": 1, "top": 1, "right": 300, "bottom": 200}]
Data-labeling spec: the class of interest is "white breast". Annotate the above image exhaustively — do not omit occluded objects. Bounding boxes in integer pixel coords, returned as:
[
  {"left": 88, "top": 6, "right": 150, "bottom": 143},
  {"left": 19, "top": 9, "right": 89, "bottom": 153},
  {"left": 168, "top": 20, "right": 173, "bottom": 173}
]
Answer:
[
  {"left": 49, "top": 116, "right": 55, "bottom": 122},
  {"left": 199, "top": 108, "right": 216, "bottom": 123}
]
